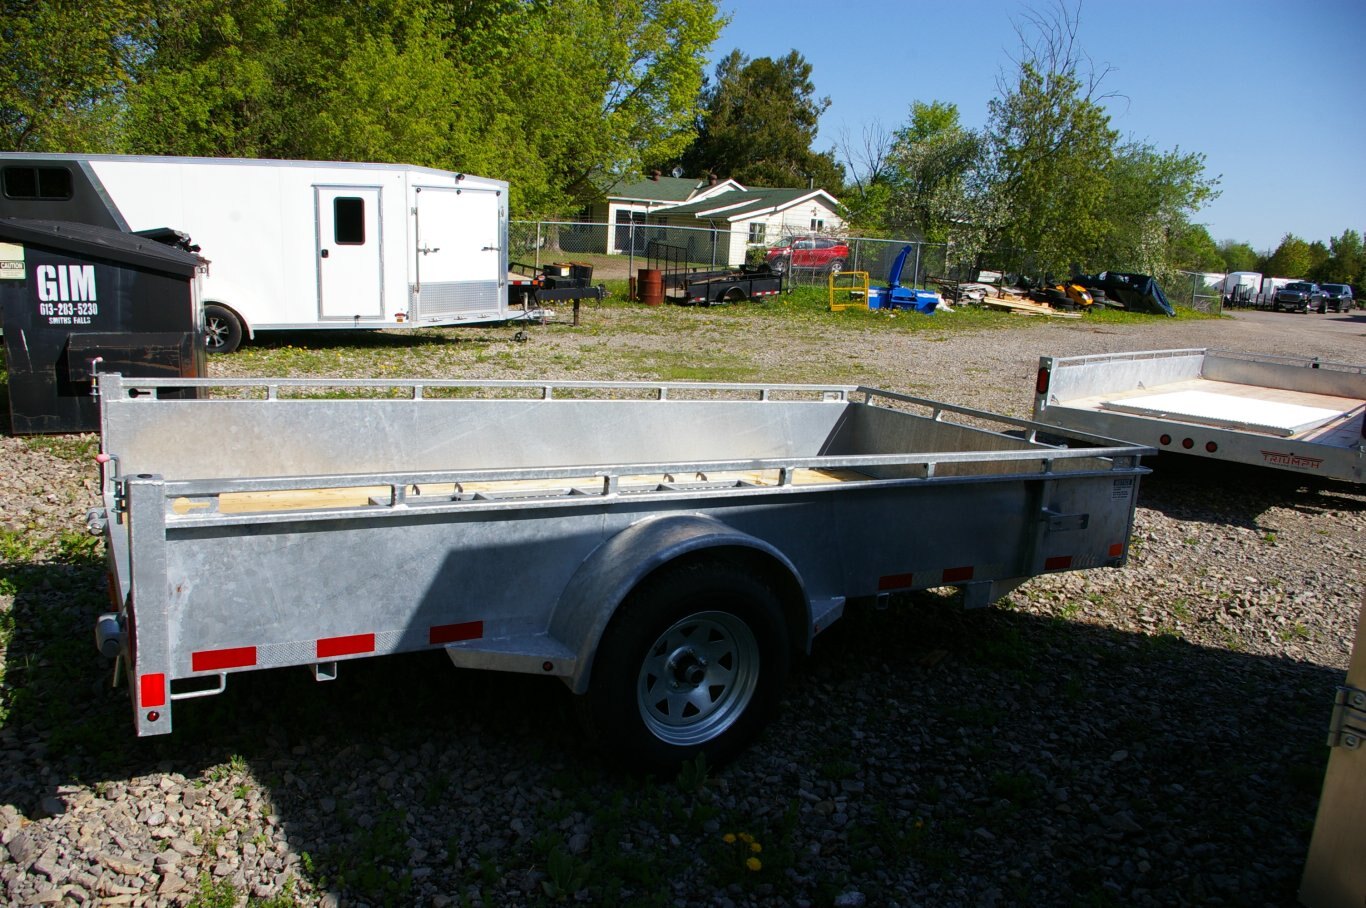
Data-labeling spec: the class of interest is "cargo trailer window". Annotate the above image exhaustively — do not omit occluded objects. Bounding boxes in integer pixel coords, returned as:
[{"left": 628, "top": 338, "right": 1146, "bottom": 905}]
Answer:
[
  {"left": 2, "top": 165, "right": 73, "bottom": 200},
  {"left": 333, "top": 197, "right": 366, "bottom": 244}
]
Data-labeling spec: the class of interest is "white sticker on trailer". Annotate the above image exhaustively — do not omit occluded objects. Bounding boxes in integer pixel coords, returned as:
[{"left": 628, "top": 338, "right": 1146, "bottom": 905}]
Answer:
[{"left": 0, "top": 242, "right": 23, "bottom": 279}]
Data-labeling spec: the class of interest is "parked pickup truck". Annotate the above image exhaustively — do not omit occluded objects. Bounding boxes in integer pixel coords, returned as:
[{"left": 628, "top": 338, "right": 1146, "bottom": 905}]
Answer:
[
  {"left": 1273, "top": 282, "right": 1325, "bottom": 312},
  {"left": 91, "top": 373, "right": 1149, "bottom": 770},
  {"left": 1033, "top": 349, "right": 1365, "bottom": 484}
]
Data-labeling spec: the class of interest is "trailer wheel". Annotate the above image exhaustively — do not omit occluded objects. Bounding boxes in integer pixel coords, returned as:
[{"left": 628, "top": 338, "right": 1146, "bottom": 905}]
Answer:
[
  {"left": 578, "top": 560, "right": 789, "bottom": 773},
  {"left": 203, "top": 304, "right": 243, "bottom": 354}
]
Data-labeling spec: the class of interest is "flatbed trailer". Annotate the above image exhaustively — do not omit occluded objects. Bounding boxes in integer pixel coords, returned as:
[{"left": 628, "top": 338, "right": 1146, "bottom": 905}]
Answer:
[
  {"left": 91, "top": 373, "right": 1150, "bottom": 770},
  {"left": 646, "top": 240, "right": 783, "bottom": 304},
  {"left": 1033, "top": 349, "right": 1366, "bottom": 484}
]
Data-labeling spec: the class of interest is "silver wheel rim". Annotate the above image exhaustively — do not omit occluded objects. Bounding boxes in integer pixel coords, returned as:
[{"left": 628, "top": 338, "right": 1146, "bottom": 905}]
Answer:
[
  {"left": 205, "top": 316, "right": 229, "bottom": 348},
  {"left": 636, "top": 610, "right": 760, "bottom": 746}
]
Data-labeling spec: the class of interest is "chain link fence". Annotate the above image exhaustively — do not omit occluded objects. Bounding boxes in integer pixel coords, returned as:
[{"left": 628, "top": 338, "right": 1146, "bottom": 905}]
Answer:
[
  {"left": 1169, "top": 271, "right": 1224, "bottom": 315},
  {"left": 509, "top": 220, "right": 949, "bottom": 290},
  {"left": 509, "top": 219, "right": 1206, "bottom": 312}
]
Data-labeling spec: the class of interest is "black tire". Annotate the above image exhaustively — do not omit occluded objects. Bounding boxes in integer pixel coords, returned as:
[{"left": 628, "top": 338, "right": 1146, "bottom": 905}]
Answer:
[
  {"left": 203, "top": 304, "right": 243, "bottom": 354},
  {"left": 769, "top": 256, "right": 788, "bottom": 275},
  {"left": 577, "top": 560, "right": 790, "bottom": 774},
  {"left": 825, "top": 258, "right": 845, "bottom": 277}
]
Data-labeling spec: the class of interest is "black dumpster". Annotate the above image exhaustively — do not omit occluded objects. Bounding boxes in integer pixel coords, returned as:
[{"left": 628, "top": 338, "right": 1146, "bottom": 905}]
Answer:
[{"left": 0, "top": 218, "right": 206, "bottom": 434}]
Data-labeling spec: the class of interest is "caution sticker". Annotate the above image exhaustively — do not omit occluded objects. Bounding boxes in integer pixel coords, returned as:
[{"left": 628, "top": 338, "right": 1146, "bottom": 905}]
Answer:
[{"left": 0, "top": 242, "right": 23, "bottom": 280}]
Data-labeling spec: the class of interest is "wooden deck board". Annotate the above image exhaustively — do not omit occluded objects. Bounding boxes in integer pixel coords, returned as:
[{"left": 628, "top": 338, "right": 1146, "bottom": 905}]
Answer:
[{"left": 182, "top": 467, "right": 874, "bottom": 515}]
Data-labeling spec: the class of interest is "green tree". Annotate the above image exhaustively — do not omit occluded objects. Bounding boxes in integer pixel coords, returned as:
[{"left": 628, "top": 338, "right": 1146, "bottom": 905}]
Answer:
[
  {"left": 882, "top": 101, "right": 985, "bottom": 243},
  {"left": 120, "top": 0, "right": 722, "bottom": 215},
  {"left": 1098, "top": 141, "right": 1219, "bottom": 277},
  {"left": 1261, "top": 233, "right": 1314, "bottom": 278},
  {"left": 0, "top": 0, "right": 153, "bottom": 151},
  {"left": 677, "top": 49, "right": 844, "bottom": 190},
  {"left": 1320, "top": 229, "right": 1364, "bottom": 284},
  {"left": 984, "top": 59, "right": 1116, "bottom": 275},
  {"left": 1166, "top": 223, "right": 1223, "bottom": 272},
  {"left": 1217, "top": 240, "right": 1259, "bottom": 273}
]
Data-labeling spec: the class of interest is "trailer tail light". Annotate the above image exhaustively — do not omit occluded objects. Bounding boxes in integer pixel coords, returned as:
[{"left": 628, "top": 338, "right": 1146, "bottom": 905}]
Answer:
[
  {"left": 1159, "top": 434, "right": 1172, "bottom": 446},
  {"left": 1035, "top": 366, "right": 1050, "bottom": 396},
  {"left": 140, "top": 672, "right": 167, "bottom": 708},
  {"left": 1181, "top": 438, "right": 1194, "bottom": 449},
  {"left": 1109, "top": 543, "right": 1124, "bottom": 557},
  {"left": 1205, "top": 441, "right": 1218, "bottom": 453}
]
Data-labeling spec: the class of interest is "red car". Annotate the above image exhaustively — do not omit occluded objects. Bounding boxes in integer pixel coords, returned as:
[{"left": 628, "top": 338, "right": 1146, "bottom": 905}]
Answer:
[{"left": 765, "top": 236, "right": 849, "bottom": 274}]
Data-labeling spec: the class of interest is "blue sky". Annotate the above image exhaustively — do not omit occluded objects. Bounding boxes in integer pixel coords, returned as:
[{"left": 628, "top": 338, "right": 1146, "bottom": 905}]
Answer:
[{"left": 713, "top": 0, "right": 1366, "bottom": 253}]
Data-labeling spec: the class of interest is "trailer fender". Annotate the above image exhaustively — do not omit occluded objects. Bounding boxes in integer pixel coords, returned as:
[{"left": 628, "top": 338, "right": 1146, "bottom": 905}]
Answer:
[{"left": 550, "top": 513, "right": 809, "bottom": 695}]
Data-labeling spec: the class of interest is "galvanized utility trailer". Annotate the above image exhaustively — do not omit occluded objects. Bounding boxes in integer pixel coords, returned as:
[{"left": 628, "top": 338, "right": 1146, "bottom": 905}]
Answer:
[
  {"left": 92, "top": 374, "right": 1150, "bottom": 770},
  {"left": 1033, "top": 349, "right": 1365, "bottom": 484}
]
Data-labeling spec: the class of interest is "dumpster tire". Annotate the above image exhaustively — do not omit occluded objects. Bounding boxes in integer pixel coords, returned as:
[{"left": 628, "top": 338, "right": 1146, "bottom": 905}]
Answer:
[
  {"left": 578, "top": 560, "right": 789, "bottom": 774},
  {"left": 203, "top": 304, "right": 243, "bottom": 354}
]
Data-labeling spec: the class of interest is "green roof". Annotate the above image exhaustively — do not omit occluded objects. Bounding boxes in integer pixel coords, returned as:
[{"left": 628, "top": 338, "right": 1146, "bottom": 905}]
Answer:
[
  {"left": 605, "top": 176, "right": 708, "bottom": 203},
  {"left": 658, "top": 188, "right": 836, "bottom": 220}
]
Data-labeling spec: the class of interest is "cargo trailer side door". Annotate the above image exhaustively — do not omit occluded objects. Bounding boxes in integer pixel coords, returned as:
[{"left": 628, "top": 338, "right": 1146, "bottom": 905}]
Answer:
[
  {"left": 316, "top": 185, "right": 383, "bottom": 319},
  {"left": 411, "top": 185, "right": 504, "bottom": 323}
]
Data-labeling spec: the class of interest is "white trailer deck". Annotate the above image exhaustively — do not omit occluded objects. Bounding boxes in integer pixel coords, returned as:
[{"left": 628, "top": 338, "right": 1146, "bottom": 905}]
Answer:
[{"left": 1033, "top": 349, "right": 1365, "bottom": 483}]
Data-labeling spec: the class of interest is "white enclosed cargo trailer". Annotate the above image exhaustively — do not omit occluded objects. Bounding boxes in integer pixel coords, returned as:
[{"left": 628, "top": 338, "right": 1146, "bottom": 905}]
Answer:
[
  {"left": 1033, "top": 349, "right": 1365, "bottom": 484},
  {"left": 1222, "top": 271, "right": 1261, "bottom": 306},
  {"left": 90, "top": 373, "right": 1151, "bottom": 771},
  {"left": 0, "top": 153, "right": 515, "bottom": 351}
]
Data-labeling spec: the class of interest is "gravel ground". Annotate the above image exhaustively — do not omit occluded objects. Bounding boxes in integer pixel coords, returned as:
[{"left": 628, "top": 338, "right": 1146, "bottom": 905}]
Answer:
[{"left": 1, "top": 305, "right": 1363, "bottom": 907}]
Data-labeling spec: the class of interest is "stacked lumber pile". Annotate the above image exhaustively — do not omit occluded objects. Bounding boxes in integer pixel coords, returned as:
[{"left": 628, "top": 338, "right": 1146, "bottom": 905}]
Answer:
[{"left": 931, "top": 278, "right": 1081, "bottom": 319}]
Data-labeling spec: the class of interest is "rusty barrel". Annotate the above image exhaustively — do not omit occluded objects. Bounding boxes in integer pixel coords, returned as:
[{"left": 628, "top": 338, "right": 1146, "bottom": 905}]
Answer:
[{"left": 638, "top": 268, "right": 663, "bottom": 306}]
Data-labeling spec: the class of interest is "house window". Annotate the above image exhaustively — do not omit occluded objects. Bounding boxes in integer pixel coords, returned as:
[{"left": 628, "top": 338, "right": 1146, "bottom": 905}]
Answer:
[
  {"left": 809, "top": 218, "right": 824, "bottom": 232},
  {"left": 2, "top": 165, "right": 73, "bottom": 200},
  {"left": 748, "top": 223, "right": 766, "bottom": 244},
  {"left": 334, "top": 197, "right": 365, "bottom": 244}
]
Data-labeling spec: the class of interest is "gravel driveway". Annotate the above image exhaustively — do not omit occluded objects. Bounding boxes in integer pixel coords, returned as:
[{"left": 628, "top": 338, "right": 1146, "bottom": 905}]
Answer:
[{"left": 1, "top": 305, "right": 1362, "bottom": 907}]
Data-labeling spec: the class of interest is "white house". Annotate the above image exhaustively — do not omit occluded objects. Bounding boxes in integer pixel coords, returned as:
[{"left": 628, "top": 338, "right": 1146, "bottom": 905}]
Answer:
[
  {"left": 649, "top": 187, "right": 845, "bottom": 267},
  {"left": 590, "top": 174, "right": 844, "bottom": 265},
  {"left": 588, "top": 173, "right": 744, "bottom": 254}
]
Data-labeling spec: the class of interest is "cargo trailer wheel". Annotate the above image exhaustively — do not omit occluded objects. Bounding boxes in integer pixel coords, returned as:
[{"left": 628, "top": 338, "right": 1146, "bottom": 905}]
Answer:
[
  {"left": 203, "top": 304, "right": 243, "bottom": 354},
  {"left": 578, "top": 561, "right": 789, "bottom": 773}
]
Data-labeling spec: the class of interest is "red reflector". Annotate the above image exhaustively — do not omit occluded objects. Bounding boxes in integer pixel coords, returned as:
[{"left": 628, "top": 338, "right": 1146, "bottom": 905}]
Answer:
[
  {"left": 1044, "top": 555, "right": 1073, "bottom": 570},
  {"left": 429, "top": 621, "right": 484, "bottom": 645},
  {"left": 1159, "top": 434, "right": 1172, "bottom": 445},
  {"left": 878, "top": 572, "right": 914, "bottom": 591},
  {"left": 192, "top": 646, "right": 258, "bottom": 672},
  {"left": 140, "top": 673, "right": 166, "bottom": 708},
  {"left": 1205, "top": 441, "right": 1218, "bottom": 453},
  {"left": 1035, "top": 366, "right": 1050, "bottom": 396},
  {"left": 316, "top": 633, "right": 376, "bottom": 659},
  {"left": 1181, "top": 437, "right": 1194, "bottom": 449},
  {"left": 942, "top": 566, "right": 975, "bottom": 583},
  {"left": 1108, "top": 543, "right": 1124, "bottom": 557}
]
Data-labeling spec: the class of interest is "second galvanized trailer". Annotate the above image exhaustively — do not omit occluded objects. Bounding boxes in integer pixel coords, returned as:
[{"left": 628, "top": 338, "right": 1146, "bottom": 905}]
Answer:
[
  {"left": 93, "top": 375, "right": 1151, "bottom": 770},
  {"left": 1033, "top": 349, "right": 1366, "bottom": 484}
]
